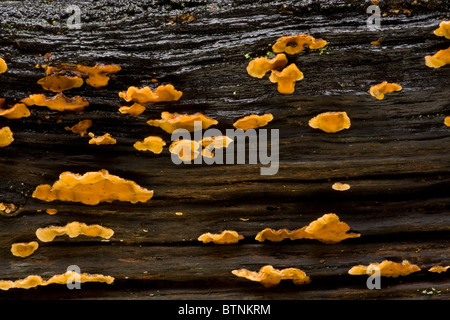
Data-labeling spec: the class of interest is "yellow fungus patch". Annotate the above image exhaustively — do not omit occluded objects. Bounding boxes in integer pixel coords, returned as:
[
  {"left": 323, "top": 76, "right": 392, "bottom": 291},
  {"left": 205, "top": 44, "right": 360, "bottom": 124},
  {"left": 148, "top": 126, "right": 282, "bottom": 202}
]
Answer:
[
  {"left": 232, "top": 265, "right": 311, "bottom": 287},
  {"left": 45, "top": 208, "right": 58, "bottom": 215},
  {"left": 36, "top": 221, "right": 114, "bottom": 242},
  {"left": 198, "top": 230, "right": 244, "bottom": 244},
  {"left": 11, "top": 241, "right": 39, "bottom": 258},
  {"left": 272, "top": 34, "right": 327, "bottom": 55},
  {"left": 32, "top": 169, "right": 154, "bottom": 205},
  {"left": 434, "top": 21, "right": 450, "bottom": 39},
  {"left": 119, "top": 84, "right": 183, "bottom": 105},
  {"left": 308, "top": 111, "right": 351, "bottom": 133},
  {"left": 0, "top": 57, "right": 7, "bottom": 73},
  {"left": 428, "top": 266, "right": 449, "bottom": 273},
  {"left": 233, "top": 113, "right": 273, "bottom": 131},
  {"left": 425, "top": 47, "right": 450, "bottom": 68},
  {"left": 269, "top": 63, "right": 303, "bottom": 94},
  {"left": 348, "top": 260, "right": 420, "bottom": 277},
  {"left": 255, "top": 213, "right": 360, "bottom": 244},
  {"left": 0, "top": 126, "right": 14, "bottom": 147},
  {"left": 369, "top": 81, "right": 402, "bottom": 100},
  {"left": 246, "top": 54, "right": 288, "bottom": 78},
  {"left": 88, "top": 132, "right": 117, "bottom": 145},
  {"left": 445, "top": 116, "right": 450, "bottom": 127},
  {"left": 201, "top": 135, "right": 233, "bottom": 158},
  {"left": 65, "top": 119, "right": 93, "bottom": 136},
  {"left": 332, "top": 182, "right": 351, "bottom": 191},
  {"left": 75, "top": 64, "right": 121, "bottom": 87},
  {"left": 0, "top": 103, "right": 31, "bottom": 119},
  {"left": 169, "top": 139, "right": 201, "bottom": 161},
  {"left": 119, "top": 103, "right": 146, "bottom": 116},
  {"left": 22, "top": 92, "right": 89, "bottom": 112},
  {"left": 37, "top": 74, "right": 84, "bottom": 92},
  {"left": 0, "top": 271, "right": 114, "bottom": 291},
  {"left": 147, "top": 112, "right": 218, "bottom": 133},
  {"left": 133, "top": 136, "right": 166, "bottom": 154}
]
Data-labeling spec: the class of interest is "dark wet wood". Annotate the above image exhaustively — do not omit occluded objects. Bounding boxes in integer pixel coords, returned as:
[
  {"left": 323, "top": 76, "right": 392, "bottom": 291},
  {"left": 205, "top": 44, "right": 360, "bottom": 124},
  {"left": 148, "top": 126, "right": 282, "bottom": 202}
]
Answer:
[{"left": 0, "top": 0, "right": 449, "bottom": 300}]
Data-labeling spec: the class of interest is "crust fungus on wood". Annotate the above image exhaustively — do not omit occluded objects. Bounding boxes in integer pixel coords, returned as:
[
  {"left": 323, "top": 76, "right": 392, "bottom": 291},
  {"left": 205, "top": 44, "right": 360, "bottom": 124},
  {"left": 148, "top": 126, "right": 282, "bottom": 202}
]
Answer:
[
  {"left": 64, "top": 119, "right": 93, "bottom": 136},
  {"left": 88, "top": 132, "right": 117, "bottom": 145},
  {"left": 147, "top": 112, "right": 218, "bottom": 133},
  {"left": 119, "top": 84, "right": 183, "bottom": 105},
  {"left": 272, "top": 34, "right": 327, "bottom": 55},
  {"left": 428, "top": 266, "right": 449, "bottom": 273},
  {"left": 119, "top": 103, "right": 146, "bottom": 116},
  {"left": 0, "top": 126, "right": 14, "bottom": 147},
  {"left": 348, "top": 260, "right": 421, "bottom": 277},
  {"left": 11, "top": 241, "right": 39, "bottom": 258},
  {"left": 369, "top": 81, "right": 402, "bottom": 100},
  {"left": 434, "top": 21, "right": 450, "bottom": 39},
  {"left": 22, "top": 93, "right": 89, "bottom": 112},
  {"left": 232, "top": 265, "right": 311, "bottom": 287},
  {"left": 246, "top": 54, "right": 288, "bottom": 78},
  {"left": 133, "top": 136, "right": 166, "bottom": 154},
  {"left": 35, "top": 221, "right": 114, "bottom": 242},
  {"left": 233, "top": 114, "right": 274, "bottom": 131},
  {"left": 332, "top": 182, "right": 351, "bottom": 191},
  {"left": 0, "top": 103, "right": 31, "bottom": 119},
  {"left": 201, "top": 135, "right": 233, "bottom": 158},
  {"left": 425, "top": 47, "right": 450, "bottom": 68},
  {"left": 32, "top": 169, "right": 154, "bottom": 205},
  {"left": 169, "top": 139, "right": 201, "bottom": 161},
  {"left": 269, "top": 63, "right": 303, "bottom": 94},
  {"left": 308, "top": 111, "right": 351, "bottom": 133},
  {"left": 198, "top": 230, "right": 244, "bottom": 244},
  {"left": 0, "top": 57, "right": 7, "bottom": 73}
]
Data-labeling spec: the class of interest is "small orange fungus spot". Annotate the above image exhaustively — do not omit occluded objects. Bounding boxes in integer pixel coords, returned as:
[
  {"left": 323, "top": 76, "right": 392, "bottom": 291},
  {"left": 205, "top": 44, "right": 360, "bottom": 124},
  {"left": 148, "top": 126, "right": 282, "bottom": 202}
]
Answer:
[
  {"left": 445, "top": 116, "right": 450, "bottom": 127},
  {"left": 269, "top": 63, "right": 303, "bottom": 94},
  {"left": 119, "top": 84, "right": 183, "bottom": 105},
  {"left": 32, "top": 169, "right": 154, "bottom": 205},
  {"left": 45, "top": 208, "right": 58, "bottom": 215},
  {"left": 246, "top": 53, "right": 288, "bottom": 78},
  {"left": 36, "top": 221, "right": 114, "bottom": 242},
  {"left": 198, "top": 230, "right": 244, "bottom": 244},
  {"left": 169, "top": 139, "right": 201, "bottom": 161},
  {"left": 272, "top": 34, "right": 327, "bottom": 55},
  {"left": 22, "top": 92, "right": 89, "bottom": 112},
  {"left": 88, "top": 132, "right": 117, "bottom": 145},
  {"left": 0, "top": 57, "right": 7, "bottom": 73},
  {"left": 232, "top": 265, "right": 311, "bottom": 287},
  {"left": 233, "top": 113, "right": 273, "bottom": 131},
  {"left": 0, "top": 126, "right": 14, "bottom": 147},
  {"left": 133, "top": 136, "right": 166, "bottom": 154},
  {"left": 332, "top": 182, "right": 351, "bottom": 191},
  {"left": 119, "top": 103, "right": 146, "bottom": 116},
  {"left": 425, "top": 47, "right": 450, "bottom": 68},
  {"left": 434, "top": 21, "right": 450, "bottom": 39},
  {"left": 11, "top": 242, "right": 39, "bottom": 258},
  {"left": 0, "top": 103, "right": 31, "bottom": 119},
  {"left": 428, "top": 266, "right": 449, "bottom": 273},
  {"left": 308, "top": 111, "right": 351, "bottom": 133},
  {"left": 348, "top": 260, "right": 421, "bottom": 277},
  {"left": 369, "top": 81, "right": 402, "bottom": 99},
  {"left": 65, "top": 119, "right": 93, "bottom": 136},
  {"left": 147, "top": 112, "right": 218, "bottom": 133}
]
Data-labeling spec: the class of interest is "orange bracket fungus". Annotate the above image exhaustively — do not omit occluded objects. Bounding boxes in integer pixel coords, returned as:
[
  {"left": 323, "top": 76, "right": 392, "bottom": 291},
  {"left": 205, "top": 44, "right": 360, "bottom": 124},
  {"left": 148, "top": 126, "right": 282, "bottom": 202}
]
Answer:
[
  {"left": 369, "top": 81, "right": 402, "bottom": 100},
  {"left": 37, "top": 74, "right": 83, "bottom": 92},
  {"left": 11, "top": 241, "right": 39, "bottom": 258},
  {"left": 232, "top": 265, "right": 311, "bottom": 287},
  {"left": 36, "top": 221, "right": 114, "bottom": 242},
  {"left": 428, "top": 266, "right": 449, "bottom": 273},
  {"left": 255, "top": 213, "right": 360, "bottom": 244},
  {"left": 0, "top": 126, "right": 14, "bottom": 147},
  {"left": 233, "top": 114, "right": 274, "bottom": 131},
  {"left": 133, "top": 136, "right": 166, "bottom": 154},
  {"left": 119, "top": 84, "right": 183, "bottom": 105},
  {"left": 269, "top": 63, "right": 304, "bottom": 94},
  {"left": 0, "top": 57, "right": 7, "bottom": 73},
  {"left": 169, "top": 139, "right": 201, "bottom": 161},
  {"left": 308, "top": 111, "right": 351, "bottom": 133},
  {"left": 425, "top": 47, "right": 450, "bottom": 68},
  {"left": 201, "top": 135, "right": 233, "bottom": 158},
  {"left": 0, "top": 103, "right": 31, "bottom": 119},
  {"left": 22, "top": 93, "right": 89, "bottom": 112},
  {"left": 88, "top": 132, "right": 117, "bottom": 145},
  {"left": 75, "top": 64, "right": 121, "bottom": 87},
  {"left": 246, "top": 54, "right": 288, "bottom": 78},
  {"left": 119, "top": 103, "right": 146, "bottom": 116},
  {"left": 147, "top": 111, "right": 218, "bottom": 133},
  {"left": 332, "top": 182, "right": 351, "bottom": 191},
  {"left": 0, "top": 271, "right": 114, "bottom": 291},
  {"left": 349, "top": 260, "right": 421, "bottom": 277},
  {"left": 272, "top": 34, "right": 327, "bottom": 55},
  {"left": 32, "top": 169, "right": 154, "bottom": 205},
  {"left": 65, "top": 119, "right": 93, "bottom": 136},
  {"left": 434, "top": 21, "right": 450, "bottom": 39},
  {"left": 198, "top": 230, "right": 244, "bottom": 244}
]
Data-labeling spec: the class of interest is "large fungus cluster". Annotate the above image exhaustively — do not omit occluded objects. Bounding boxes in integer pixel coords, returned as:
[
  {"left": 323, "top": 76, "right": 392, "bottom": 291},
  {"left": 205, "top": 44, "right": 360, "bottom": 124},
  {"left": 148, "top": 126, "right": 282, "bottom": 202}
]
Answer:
[{"left": 425, "top": 21, "right": 450, "bottom": 68}]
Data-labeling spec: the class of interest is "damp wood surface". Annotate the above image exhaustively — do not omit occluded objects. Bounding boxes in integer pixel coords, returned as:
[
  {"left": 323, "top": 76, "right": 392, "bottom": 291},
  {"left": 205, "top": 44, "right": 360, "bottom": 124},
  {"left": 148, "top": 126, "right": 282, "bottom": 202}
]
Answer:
[{"left": 0, "top": 0, "right": 449, "bottom": 299}]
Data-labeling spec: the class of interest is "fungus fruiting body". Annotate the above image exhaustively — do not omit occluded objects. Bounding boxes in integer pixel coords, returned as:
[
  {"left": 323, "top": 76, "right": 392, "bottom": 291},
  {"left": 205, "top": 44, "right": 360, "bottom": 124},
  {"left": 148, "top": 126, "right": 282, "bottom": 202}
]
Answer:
[
  {"left": 269, "top": 63, "right": 303, "bottom": 94},
  {"left": 434, "top": 21, "right": 450, "bottom": 39},
  {"left": 332, "top": 182, "right": 351, "bottom": 191},
  {"left": 147, "top": 112, "right": 218, "bottom": 133},
  {"left": 348, "top": 260, "right": 421, "bottom": 277},
  {"left": 445, "top": 116, "right": 450, "bottom": 127},
  {"left": 0, "top": 58, "right": 7, "bottom": 73},
  {"left": 32, "top": 169, "right": 154, "bottom": 205},
  {"left": 37, "top": 74, "right": 83, "bottom": 92},
  {"left": 65, "top": 119, "right": 93, "bottom": 136},
  {"left": 369, "top": 81, "right": 402, "bottom": 99},
  {"left": 428, "top": 266, "right": 449, "bottom": 273},
  {"left": 0, "top": 126, "right": 14, "bottom": 147},
  {"left": 198, "top": 230, "right": 244, "bottom": 244},
  {"left": 11, "top": 241, "right": 39, "bottom": 258},
  {"left": 255, "top": 213, "right": 360, "bottom": 244},
  {"left": 233, "top": 114, "right": 274, "bottom": 131},
  {"left": 425, "top": 47, "right": 450, "bottom": 68},
  {"left": 22, "top": 93, "right": 89, "bottom": 112},
  {"left": 119, "top": 84, "right": 183, "bottom": 105},
  {"left": 75, "top": 64, "right": 121, "bottom": 87},
  {"left": 272, "top": 34, "right": 327, "bottom": 55},
  {"left": 88, "top": 132, "right": 117, "bottom": 145},
  {"left": 36, "top": 221, "right": 114, "bottom": 242},
  {"left": 246, "top": 54, "right": 288, "bottom": 78},
  {"left": 201, "top": 135, "right": 233, "bottom": 158},
  {"left": 119, "top": 103, "right": 146, "bottom": 116},
  {"left": 308, "top": 111, "right": 351, "bottom": 133},
  {"left": 133, "top": 136, "right": 166, "bottom": 154},
  {"left": 0, "top": 103, "right": 31, "bottom": 119},
  {"left": 232, "top": 265, "right": 311, "bottom": 287},
  {"left": 169, "top": 139, "right": 201, "bottom": 161}
]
